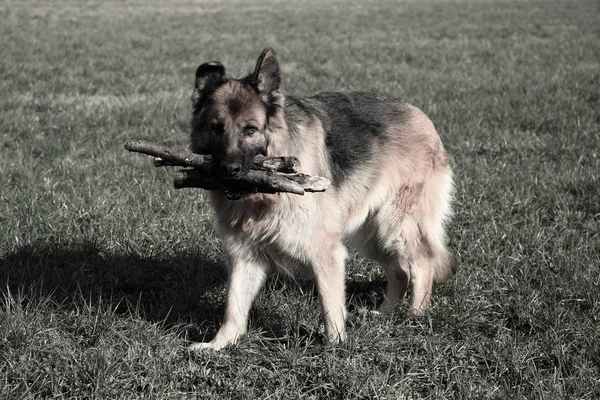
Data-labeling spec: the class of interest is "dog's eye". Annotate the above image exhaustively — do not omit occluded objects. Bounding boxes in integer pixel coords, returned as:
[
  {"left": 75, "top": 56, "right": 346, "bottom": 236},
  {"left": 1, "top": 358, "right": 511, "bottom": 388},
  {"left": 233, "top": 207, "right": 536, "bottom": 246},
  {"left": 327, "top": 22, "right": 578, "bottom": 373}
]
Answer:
[
  {"left": 244, "top": 125, "right": 258, "bottom": 136},
  {"left": 210, "top": 122, "right": 224, "bottom": 134}
]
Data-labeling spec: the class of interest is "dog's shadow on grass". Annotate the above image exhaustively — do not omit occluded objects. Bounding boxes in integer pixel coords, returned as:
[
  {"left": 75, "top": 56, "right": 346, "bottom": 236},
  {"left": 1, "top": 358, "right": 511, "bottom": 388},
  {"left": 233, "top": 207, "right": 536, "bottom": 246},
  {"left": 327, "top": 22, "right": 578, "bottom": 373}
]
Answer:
[
  {"left": 0, "top": 240, "right": 387, "bottom": 344},
  {"left": 0, "top": 240, "right": 229, "bottom": 342}
]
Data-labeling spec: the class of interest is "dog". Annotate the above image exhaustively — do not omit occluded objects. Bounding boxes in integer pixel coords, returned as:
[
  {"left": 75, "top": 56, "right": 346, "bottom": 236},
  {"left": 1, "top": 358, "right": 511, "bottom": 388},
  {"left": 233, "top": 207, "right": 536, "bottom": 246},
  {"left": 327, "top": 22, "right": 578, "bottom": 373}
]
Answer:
[{"left": 188, "top": 48, "right": 455, "bottom": 350}]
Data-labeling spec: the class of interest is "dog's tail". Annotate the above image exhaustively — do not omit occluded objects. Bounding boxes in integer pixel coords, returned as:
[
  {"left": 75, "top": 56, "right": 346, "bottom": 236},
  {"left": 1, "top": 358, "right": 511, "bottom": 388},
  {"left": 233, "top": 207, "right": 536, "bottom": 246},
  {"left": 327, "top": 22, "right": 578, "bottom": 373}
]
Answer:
[
  {"left": 424, "top": 154, "right": 456, "bottom": 283},
  {"left": 432, "top": 241, "right": 456, "bottom": 283}
]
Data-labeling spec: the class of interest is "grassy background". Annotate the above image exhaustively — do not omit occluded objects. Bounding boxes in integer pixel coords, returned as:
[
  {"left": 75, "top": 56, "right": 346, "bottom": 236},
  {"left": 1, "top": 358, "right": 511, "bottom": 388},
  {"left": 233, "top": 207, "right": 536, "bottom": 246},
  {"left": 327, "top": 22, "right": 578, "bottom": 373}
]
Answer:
[{"left": 1, "top": 0, "right": 598, "bottom": 398}]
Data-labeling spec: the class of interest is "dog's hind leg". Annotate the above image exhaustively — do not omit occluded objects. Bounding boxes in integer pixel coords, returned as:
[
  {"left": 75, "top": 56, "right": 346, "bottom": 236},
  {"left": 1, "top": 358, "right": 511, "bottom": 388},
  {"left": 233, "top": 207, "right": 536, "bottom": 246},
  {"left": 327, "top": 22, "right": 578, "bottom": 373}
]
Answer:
[
  {"left": 406, "top": 224, "right": 454, "bottom": 313},
  {"left": 407, "top": 253, "right": 435, "bottom": 313},
  {"left": 378, "top": 257, "right": 410, "bottom": 313},
  {"left": 310, "top": 237, "right": 348, "bottom": 343},
  {"left": 370, "top": 176, "right": 454, "bottom": 313},
  {"left": 189, "top": 248, "right": 270, "bottom": 351},
  {"left": 348, "top": 218, "right": 411, "bottom": 313},
  {"left": 376, "top": 215, "right": 453, "bottom": 314},
  {"left": 373, "top": 217, "right": 438, "bottom": 314}
]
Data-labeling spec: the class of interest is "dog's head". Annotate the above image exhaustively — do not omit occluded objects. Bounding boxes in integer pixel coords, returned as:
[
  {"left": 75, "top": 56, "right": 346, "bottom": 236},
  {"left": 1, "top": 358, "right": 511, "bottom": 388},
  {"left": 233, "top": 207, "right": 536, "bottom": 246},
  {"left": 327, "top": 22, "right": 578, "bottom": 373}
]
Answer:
[{"left": 190, "top": 48, "right": 284, "bottom": 178}]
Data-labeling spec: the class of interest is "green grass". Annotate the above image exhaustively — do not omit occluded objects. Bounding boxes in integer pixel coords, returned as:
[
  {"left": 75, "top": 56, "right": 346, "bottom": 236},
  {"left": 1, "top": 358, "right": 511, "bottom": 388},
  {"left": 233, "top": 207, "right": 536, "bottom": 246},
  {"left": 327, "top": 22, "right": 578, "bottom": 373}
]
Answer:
[{"left": 1, "top": 0, "right": 599, "bottom": 398}]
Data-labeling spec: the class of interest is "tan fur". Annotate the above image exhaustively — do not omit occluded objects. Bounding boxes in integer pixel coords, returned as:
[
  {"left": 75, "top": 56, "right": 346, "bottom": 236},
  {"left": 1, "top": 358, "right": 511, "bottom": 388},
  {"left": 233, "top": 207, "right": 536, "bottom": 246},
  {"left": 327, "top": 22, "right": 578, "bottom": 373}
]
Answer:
[{"left": 189, "top": 55, "right": 454, "bottom": 351}]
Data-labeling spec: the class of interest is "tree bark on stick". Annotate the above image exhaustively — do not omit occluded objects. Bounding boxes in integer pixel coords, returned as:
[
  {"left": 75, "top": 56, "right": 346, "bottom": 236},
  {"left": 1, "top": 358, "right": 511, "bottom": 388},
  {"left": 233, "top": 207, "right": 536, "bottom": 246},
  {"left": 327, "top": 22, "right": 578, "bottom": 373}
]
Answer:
[{"left": 124, "top": 139, "right": 331, "bottom": 196}]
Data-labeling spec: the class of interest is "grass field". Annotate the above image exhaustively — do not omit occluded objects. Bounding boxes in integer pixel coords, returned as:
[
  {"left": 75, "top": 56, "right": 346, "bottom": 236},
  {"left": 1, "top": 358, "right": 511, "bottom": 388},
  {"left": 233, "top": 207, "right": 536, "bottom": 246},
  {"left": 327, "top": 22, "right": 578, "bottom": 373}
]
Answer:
[{"left": 1, "top": 0, "right": 599, "bottom": 398}]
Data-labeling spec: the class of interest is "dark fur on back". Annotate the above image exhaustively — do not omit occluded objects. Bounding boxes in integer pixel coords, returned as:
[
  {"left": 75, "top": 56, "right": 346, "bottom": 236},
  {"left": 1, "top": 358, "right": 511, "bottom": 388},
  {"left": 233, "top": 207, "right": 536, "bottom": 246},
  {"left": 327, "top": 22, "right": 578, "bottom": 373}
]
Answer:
[
  {"left": 308, "top": 93, "right": 408, "bottom": 186},
  {"left": 283, "top": 93, "right": 412, "bottom": 186}
]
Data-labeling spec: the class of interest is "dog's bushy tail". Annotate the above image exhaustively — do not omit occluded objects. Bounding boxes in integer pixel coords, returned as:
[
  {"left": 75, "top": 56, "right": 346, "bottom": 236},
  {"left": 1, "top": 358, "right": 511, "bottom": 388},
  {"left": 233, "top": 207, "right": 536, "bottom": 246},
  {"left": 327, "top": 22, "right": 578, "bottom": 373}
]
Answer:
[{"left": 425, "top": 162, "right": 456, "bottom": 283}]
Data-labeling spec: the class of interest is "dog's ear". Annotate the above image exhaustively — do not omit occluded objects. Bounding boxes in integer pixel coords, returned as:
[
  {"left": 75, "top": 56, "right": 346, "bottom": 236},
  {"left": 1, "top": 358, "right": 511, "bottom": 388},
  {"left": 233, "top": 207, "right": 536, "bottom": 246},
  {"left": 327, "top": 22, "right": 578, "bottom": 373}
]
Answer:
[
  {"left": 250, "top": 48, "right": 281, "bottom": 101},
  {"left": 195, "top": 61, "right": 225, "bottom": 92},
  {"left": 192, "top": 61, "right": 225, "bottom": 113}
]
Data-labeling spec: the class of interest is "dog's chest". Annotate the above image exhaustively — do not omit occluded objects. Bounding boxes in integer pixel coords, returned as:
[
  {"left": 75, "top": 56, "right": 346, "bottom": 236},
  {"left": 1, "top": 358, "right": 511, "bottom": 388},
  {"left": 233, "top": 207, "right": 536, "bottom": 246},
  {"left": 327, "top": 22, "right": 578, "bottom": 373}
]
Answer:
[{"left": 212, "top": 193, "right": 318, "bottom": 260}]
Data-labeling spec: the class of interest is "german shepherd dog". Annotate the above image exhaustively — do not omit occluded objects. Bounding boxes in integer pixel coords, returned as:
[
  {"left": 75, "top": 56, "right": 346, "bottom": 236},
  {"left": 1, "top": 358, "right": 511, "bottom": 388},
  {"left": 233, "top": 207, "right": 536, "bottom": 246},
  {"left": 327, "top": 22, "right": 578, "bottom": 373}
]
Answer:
[{"left": 188, "top": 48, "right": 454, "bottom": 350}]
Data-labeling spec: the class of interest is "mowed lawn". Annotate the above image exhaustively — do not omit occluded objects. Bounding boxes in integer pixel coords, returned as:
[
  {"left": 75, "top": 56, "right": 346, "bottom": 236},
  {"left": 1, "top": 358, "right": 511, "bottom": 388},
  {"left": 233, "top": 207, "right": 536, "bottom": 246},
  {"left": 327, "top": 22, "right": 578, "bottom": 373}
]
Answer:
[{"left": 1, "top": 0, "right": 598, "bottom": 398}]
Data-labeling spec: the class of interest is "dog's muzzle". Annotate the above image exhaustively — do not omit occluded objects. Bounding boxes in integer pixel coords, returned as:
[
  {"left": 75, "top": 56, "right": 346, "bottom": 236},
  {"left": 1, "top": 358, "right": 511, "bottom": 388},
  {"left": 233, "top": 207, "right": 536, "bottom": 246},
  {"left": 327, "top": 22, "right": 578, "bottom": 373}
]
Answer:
[{"left": 220, "top": 161, "right": 242, "bottom": 178}]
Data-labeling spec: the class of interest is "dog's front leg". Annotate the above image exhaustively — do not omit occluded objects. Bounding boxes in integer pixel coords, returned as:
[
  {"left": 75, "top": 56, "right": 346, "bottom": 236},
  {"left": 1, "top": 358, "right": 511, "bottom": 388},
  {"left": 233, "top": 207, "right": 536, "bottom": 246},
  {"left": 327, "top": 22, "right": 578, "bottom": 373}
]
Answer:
[
  {"left": 189, "top": 250, "right": 270, "bottom": 351},
  {"left": 313, "top": 241, "right": 348, "bottom": 344}
]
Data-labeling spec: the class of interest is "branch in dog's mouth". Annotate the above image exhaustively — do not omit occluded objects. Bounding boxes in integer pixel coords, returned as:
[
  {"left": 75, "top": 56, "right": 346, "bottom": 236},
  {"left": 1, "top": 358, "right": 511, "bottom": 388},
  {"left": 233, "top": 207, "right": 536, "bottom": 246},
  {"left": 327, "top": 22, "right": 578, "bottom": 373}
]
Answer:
[{"left": 124, "top": 139, "right": 331, "bottom": 199}]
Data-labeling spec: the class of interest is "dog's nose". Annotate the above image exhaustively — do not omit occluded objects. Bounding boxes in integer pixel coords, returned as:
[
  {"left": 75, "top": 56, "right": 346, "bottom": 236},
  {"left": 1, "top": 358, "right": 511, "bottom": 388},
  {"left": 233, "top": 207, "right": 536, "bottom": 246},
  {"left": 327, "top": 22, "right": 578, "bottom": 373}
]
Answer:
[{"left": 220, "top": 162, "right": 242, "bottom": 177}]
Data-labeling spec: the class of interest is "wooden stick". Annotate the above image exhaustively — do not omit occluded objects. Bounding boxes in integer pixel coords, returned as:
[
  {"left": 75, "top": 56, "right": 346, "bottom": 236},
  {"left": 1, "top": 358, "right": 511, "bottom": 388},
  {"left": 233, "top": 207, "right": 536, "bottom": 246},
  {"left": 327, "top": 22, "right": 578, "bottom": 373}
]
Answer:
[
  {"left": 125, "top": 139, "right": 210, "bottom": 170},
  {"left": 124, "top": 139, "right": 330, "bottom": 196},
  {"left": 125, "top": 139, "right": 300, "bottom": 173},
  {"left": 173, "top": 169, "right": 305, "bottom": 195}
]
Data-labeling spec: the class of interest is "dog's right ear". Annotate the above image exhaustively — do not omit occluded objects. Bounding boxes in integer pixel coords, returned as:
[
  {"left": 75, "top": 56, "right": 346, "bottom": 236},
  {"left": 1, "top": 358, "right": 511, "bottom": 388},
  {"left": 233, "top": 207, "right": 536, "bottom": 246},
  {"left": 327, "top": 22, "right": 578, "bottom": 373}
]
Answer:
[
  {"left": 195, "top": 61, "right": 225, "bottom": 91},
  {"left": 192, "top": 62, "right": 225, "bottom": 113}
]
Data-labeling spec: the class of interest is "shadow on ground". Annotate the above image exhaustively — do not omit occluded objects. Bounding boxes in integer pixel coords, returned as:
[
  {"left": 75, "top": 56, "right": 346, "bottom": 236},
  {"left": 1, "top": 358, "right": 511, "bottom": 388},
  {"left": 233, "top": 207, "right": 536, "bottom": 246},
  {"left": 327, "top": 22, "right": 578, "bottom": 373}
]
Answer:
[
  {"left": 0, "top": 240, "right": 228, "bottom": 340},
  {"left": 0, "top": 240, "right": 388, "bottom": 343}
]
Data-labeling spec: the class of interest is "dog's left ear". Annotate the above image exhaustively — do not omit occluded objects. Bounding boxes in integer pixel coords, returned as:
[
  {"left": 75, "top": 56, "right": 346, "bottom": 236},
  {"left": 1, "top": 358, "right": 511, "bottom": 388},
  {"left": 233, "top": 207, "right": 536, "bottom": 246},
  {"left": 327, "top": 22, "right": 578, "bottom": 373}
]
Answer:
[{"left": 251, "top": 48, "right": 281, "bottom": 101}]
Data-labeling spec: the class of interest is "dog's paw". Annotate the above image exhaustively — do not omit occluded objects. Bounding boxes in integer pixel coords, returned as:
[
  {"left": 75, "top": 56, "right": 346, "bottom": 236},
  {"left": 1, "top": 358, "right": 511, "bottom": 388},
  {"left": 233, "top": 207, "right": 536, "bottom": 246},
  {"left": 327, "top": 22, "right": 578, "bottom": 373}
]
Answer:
[
  {"left": 188, "top": 341, "right": 224, "bottom": 351},
  {"left": 355, "top": 307, "right": 382, "bottom": 316}
]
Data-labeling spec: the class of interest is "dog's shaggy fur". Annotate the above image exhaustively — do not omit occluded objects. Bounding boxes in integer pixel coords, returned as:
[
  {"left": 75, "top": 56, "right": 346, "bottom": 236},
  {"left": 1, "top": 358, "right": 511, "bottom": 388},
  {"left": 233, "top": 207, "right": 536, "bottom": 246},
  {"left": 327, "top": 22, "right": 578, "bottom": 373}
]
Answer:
[{"left": 188, "top": 48, "right": 454, "bottom": 350}]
